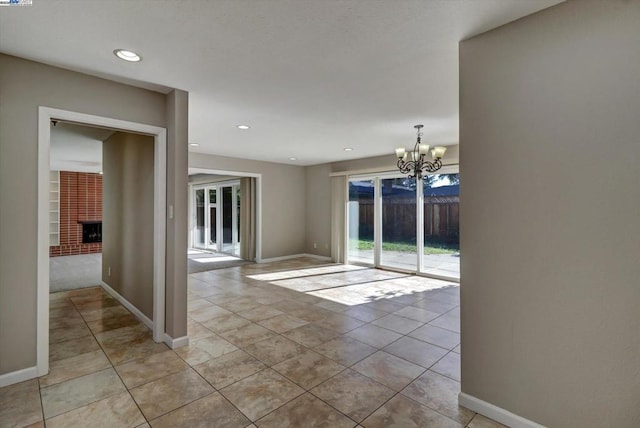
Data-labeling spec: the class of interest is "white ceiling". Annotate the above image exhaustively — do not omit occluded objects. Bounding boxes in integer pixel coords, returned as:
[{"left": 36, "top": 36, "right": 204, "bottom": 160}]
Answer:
[
  {"left": 50, "top": 122, "right": 113, "bottom": 173},
  {"left": 0, "top": 0, "right": 562, "bottom": 166}
]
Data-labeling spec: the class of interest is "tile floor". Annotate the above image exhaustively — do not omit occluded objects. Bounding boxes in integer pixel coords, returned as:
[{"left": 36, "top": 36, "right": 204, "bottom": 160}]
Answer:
[
  {"left": 187, "top": 249, "right": 252, "bottom": 274},
  {"left": 1, "top": 257, "right": 504, "bottom": 428}
]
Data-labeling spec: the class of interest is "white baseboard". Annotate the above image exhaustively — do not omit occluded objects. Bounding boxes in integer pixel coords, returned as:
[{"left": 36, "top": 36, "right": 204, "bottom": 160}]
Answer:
[
  {"left": 302, "top": 253, "right": 332, "bottom": 261},
  {"left": 258, "top": 253, "right": 332, "bottom": 263},
  {"left": 258, "top": 253, "right": 307, "bottom": 263},
  {"left": 0, "top": 366, "right": 38, "bottom": 387},
  {"left": 100, "top": 281, "right": 190, "bottom": 349},
  {"left": 458, "top": 392, "right": 546, "bottom": 428},
  {"left": 100, "top": 281, "right": 153, "bottom": 330},
  {"left": 164, "top": 334, "right": 189, "bottom": 349}
]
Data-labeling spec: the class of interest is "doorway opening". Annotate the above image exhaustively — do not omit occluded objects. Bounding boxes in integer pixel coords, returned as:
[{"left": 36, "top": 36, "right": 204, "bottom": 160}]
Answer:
[
  {"left": 48, "top": 121, "right": 109, "bottom": 293},
  {"left": 187, "top": 168, "right": 262, "bottom": 273},
  {"left": 192, "top": 181, "right": 241, "bottom": 256},
  {"left": 37, "top": 107, "right": 167, "bottom": 377}
]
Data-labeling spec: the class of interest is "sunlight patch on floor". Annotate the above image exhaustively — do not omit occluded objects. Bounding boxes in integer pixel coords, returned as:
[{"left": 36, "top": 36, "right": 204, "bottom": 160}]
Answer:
[
  {"left": 193, "top": 256, "right": 242, "bottom": 263},
  {"left": 246, "top": 264, "right": 365, "bottom": 281}
]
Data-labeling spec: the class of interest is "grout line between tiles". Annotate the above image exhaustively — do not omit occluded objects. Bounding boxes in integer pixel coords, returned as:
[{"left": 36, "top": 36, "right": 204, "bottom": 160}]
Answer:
[
  {"left": 41, "top": 259, "right": 460, "bottom": 427},
  {"left": 42, "top": 291, "right": 145, "bottom": 424},
  {"left": 37, "top": 376, "right": 46, "bottom": 427},
  {"left": 297, "top": 274, "right": 414, "bottom": 294}
]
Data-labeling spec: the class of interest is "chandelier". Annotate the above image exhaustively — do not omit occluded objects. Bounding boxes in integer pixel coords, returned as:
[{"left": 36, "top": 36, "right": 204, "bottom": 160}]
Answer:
[{"left": 394, "top": 124, "right": 447, "bottom": 180}]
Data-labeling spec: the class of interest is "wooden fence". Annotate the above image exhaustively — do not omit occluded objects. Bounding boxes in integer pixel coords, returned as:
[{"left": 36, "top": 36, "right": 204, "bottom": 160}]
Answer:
[{"left": 352, "top": 198, "right": 459, "bottom": 245}]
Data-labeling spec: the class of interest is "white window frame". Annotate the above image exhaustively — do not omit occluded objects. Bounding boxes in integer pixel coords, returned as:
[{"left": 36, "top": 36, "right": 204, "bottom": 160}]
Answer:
[{"left": 346, "top": 167, "right": 459, "bottom": 282}]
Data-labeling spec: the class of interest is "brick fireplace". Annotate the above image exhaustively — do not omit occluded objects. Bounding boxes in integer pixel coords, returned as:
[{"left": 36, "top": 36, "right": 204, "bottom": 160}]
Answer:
[{"left": 50, "top": 171, "right": 103, "bottom": 257}]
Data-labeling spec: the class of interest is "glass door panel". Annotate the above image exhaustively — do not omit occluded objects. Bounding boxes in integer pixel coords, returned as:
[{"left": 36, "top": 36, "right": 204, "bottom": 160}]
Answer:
[
  {"left": 193, "top": 182, "right": 242, "bottom": 256},
  {"left": 381, "top": 177, "right": 417, "bottom": 270},
  {"left": 347, "top": 179, "right": 374, "bottom": 265},
  {"left": 208, "top": 188, "right": 217, "bottom": 248},
  {"left": 194, "top": 189, "right": 205, "bottom": 248},
  {"left": 234, "top": 186, "right": 241, "bottom": 257},
  {"left": 423, "top": 173, "right": 460, "bottom": 279},
  {"left": 222, "top": 186, "right": 234, "bottom": 253}
]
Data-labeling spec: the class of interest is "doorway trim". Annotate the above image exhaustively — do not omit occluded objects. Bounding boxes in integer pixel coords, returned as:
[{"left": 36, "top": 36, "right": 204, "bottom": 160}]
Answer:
[
  {"left": 192, "top": 180, "right": 241, "bottom": 255},
  {"left": 37, "top": 107, "right": 167, "bottom": 376},
  {"left": 188, "top": 167, "right": 262, "bottom": 262}
]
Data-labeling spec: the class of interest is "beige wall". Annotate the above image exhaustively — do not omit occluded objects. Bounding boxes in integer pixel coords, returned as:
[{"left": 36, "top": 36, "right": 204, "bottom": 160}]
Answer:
[
  {"left": 102, "top": 132, "right": 155, "bottom": 318},
  {"left": 459, "top": 1, "right": 640, "bottom": 426},
  {"left": 305, "top": 164, "right": 332, "bottom": 257},
  {"left": 165, "top": 90, "right": 189, "bottom": 339},
  {"left": 0, "top": 54, "right": 188, "bottom": 375},
  {"left": 188, "top": 174, "right": 237, "bottom": 185},
  {"left": 189, "top": 153, "right": 307, "bottom": 259}
]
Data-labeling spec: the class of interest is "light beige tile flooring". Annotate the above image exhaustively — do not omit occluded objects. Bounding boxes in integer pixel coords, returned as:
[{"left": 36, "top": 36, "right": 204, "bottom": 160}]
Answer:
[{"left": 1, "top": 257, "right": 505, "bottom": 428}]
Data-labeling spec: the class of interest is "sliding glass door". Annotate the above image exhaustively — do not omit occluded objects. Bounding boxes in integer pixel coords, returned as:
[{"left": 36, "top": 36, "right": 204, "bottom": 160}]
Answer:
[
  {"left": 422, "top": 173, "right": 460, "bottom": 278},
  {"left": 381, "top": 177, "right": 417, "bottom": 271},
  {"left": 194, "top": 189, "right": 205, "bottom": 248},
  {"left": 221, "top": 186, "right": 235, "bottom": 254},
  {"left": 346, "top": 172, "right": 459, "bottom": 280},
  {"left": 347, "top": 179, "right": 375, "bottom": 265},
  {"left": 208, "top": 188, "right": 217, "bottom": 248},
  {"left": 192, "top": 182, "right": 240, "bottom": 256}
]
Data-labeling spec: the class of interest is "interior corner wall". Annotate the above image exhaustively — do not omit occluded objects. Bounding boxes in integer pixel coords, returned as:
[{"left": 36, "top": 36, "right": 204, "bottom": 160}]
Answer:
[
  {"left": 102, "top": 132, "right": 155, "bottom": 319},
  {"left": 459, "top": 1, "right": 640, "bottom": 426},
  {"left": 189, "top": 153, "right": 307, "bottom": 259},
  {"left": 0, "top": 53, "right": 169, "bottom": 376},
  {"left": 305, "top": 164, "right": 332, "bottom": 257}
]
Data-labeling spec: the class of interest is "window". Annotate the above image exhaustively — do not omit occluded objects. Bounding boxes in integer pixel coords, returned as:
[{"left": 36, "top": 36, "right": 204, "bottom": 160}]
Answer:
[{"left": 346, "top": 172, "right": 459, "bottom": 280}]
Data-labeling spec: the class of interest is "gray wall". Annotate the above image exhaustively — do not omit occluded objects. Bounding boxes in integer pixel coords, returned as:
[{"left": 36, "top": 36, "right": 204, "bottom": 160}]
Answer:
[
  {"left": 189, "top": 153, "right": 307, "bottom": 259},
  {"left": 102, "top": 132, "right": 155, "bottom": 319},
  {"left": 459, "top": 1, "right": 640, "bottom": 426},
  {"left": 0, "top": 54, "right": 188, "bottom": 375}
]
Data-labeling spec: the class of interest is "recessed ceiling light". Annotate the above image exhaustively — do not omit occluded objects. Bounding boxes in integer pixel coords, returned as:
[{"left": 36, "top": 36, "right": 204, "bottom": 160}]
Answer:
[
  {"left": 113, "top": 49, "right": 142, "bottom": 62},
  {"left": 189, "top": 143, "right": 200, "bottom": 147},
  {"left": 289, "top": 157, "right": 297, "bottom": 161},
  {"left": 344, "top": 148, "right": 354, "bottom": 152},
  {"left": 98, "top": 171, "right": 103, "bottom": 175},
  {"left": 237, "top": 125, "right": 250, "bottom": 130}
]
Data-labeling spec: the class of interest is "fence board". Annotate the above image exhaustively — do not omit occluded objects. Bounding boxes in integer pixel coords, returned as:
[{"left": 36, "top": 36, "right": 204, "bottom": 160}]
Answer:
[{"left": 353, "top": 200, "right": 459, "bottom": 244}]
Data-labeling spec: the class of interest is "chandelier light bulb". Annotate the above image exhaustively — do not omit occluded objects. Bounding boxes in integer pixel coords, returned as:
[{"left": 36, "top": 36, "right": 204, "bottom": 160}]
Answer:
[{"left": 432, "top": 146, "right": 447, "bottom": 159}]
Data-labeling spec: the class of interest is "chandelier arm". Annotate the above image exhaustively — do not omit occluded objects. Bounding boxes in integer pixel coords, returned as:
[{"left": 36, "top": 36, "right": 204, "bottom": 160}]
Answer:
[
  {"left": 397, "top": 158, "right": 415, "bottom": 175},
  {"left": 420, "top": 158, "right": 443, "bottom": 174}
]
